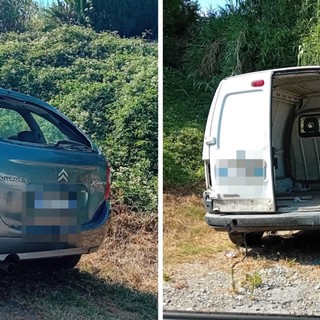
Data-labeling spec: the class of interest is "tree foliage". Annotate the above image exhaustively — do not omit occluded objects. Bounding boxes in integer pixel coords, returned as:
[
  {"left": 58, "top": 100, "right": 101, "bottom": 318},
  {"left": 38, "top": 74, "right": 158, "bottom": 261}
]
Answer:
[
  {"left": 88, "top": 0, "right": 158, "bottom": 38},
  {"left": 0, "top": 26, "right": 158, "bottom": 212},
  {"left": 44, "top": 0, "right": 158, "bottom": 39},
  {"left": 0, "top": 0, "right": 39, "bottom": 33},
  {"left": 44, "top": 0, "right": 87, "bottom": 27},
  {"left": 164, "top": 0, "right": 199, "bottom": 67}
]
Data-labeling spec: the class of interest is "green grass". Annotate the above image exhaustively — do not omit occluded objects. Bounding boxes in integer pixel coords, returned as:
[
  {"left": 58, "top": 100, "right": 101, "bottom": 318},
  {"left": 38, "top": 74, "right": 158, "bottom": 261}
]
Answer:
[{"left": 164, "top": 70, "right": 211, "bottom": 133}]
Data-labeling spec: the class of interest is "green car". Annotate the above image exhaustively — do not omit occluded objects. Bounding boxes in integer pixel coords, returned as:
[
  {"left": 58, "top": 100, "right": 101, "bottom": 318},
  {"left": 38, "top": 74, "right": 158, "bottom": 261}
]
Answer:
[{"left": 0, "top": 88, "right": 111, "bottom": 272}]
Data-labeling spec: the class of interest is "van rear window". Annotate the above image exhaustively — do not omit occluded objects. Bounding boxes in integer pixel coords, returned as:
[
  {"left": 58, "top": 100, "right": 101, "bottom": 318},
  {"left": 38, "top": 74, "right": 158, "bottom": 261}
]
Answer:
[{"left": 218, "top": 91, "right": 267, "bottom": 149}]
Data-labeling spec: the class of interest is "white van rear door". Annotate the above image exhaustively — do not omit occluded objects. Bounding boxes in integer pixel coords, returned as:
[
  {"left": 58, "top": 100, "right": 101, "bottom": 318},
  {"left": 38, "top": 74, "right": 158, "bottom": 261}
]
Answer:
[{"left": 205, "top": 71, "right": 275, "bottom": 212}]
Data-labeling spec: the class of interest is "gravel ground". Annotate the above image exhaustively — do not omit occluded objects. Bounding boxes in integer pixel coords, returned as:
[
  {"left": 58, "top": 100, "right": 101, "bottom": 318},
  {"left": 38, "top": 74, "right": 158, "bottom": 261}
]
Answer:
[{"left": 163, "top": 232, "right": 320, "bottom": 316}]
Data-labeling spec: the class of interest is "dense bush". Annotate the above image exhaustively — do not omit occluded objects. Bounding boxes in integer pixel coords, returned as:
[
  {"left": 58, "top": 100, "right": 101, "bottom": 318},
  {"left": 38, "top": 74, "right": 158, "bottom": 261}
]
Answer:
[
  {"left": 164, "top": 70, "right": 211, "bottom": 186},
  {"left": 0, "top": 25, "right": 158, "bottom": 212}
]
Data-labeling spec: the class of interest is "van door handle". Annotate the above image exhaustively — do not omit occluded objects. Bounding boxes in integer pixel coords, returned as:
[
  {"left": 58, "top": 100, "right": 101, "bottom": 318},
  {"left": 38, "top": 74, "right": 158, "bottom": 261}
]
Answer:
[{"left": 205, "top": 137, "right": 216, "bottom": 146}]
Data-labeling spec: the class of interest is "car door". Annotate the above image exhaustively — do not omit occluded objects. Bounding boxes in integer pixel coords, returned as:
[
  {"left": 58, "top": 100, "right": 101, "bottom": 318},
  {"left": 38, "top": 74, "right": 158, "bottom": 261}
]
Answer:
[{"left": 203, "top": 71, "right": 275, "bottom": 212}]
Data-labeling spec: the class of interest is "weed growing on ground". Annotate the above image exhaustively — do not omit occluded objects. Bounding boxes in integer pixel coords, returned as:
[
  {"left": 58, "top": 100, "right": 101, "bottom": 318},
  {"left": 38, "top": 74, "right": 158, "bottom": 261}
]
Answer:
[{"left": 243, "top": 272, "right": 263, "bottom": 299}]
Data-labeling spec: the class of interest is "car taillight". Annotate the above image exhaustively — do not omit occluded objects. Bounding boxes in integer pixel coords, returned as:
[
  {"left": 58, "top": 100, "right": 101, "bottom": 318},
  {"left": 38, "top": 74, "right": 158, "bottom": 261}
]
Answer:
[{"left": 105, "top": 165, "right": 111, "bottom": 200}]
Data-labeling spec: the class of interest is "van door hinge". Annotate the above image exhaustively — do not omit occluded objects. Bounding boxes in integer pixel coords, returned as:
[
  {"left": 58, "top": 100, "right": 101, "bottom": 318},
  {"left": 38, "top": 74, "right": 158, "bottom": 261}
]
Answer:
[{"left": 205, "top": 137, "right": 216, "bottom": 146}]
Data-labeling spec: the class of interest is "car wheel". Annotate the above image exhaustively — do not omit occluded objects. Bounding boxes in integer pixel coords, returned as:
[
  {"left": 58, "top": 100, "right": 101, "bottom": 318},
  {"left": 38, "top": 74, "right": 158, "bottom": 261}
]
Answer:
[{"left": 228, "top": 232, "right": 264, "bottom": 247}]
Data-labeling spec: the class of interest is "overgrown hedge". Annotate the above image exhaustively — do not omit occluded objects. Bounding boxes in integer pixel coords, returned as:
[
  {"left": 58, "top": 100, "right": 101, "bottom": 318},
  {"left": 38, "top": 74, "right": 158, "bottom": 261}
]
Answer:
[{"left": 0, "top": 25, "right": 158, "bottom": 212}]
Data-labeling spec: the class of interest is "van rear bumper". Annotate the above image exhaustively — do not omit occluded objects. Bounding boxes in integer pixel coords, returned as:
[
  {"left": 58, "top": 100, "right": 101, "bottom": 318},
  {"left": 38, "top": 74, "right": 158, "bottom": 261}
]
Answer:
[{"left": 205, "top": 211, "right": 320, "bottom": 233}]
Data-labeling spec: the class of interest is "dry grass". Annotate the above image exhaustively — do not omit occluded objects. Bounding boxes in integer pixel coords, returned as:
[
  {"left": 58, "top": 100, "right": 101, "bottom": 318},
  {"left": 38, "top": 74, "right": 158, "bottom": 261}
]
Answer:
[
  {"left": 164, "top": 189, "right": 320, "bottom": 286},
  {"left": 164, "top": 190, "right": 234, "bottom": 273},
  {"left": 81, "top": 206, "right": 158, "bottom": 294}
]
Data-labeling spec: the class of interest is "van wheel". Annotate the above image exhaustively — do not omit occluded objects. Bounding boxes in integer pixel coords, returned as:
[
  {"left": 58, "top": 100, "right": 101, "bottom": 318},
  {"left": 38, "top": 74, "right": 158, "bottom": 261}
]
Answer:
[{"left": 228, "top": 232, "right": 264, "bottom": 247}]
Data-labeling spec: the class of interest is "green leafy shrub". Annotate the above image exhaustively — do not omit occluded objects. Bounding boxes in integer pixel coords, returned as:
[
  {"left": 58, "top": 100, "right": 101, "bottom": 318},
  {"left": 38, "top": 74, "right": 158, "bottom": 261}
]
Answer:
[
  {"left": 0, "top": 25, "right": 158, "bottom": 212},
  {"left": 164, "top": 127, "right": 204, "bottom": 185},
  {"left": 164, "top": 70, "right": 211, "bottom": 186}
]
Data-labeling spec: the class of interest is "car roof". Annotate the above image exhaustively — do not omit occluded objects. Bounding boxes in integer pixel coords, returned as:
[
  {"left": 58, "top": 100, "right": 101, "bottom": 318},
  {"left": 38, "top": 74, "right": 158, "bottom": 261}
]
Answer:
[{"left": 0, "top": 87, "right": 57, "bottom": 112}]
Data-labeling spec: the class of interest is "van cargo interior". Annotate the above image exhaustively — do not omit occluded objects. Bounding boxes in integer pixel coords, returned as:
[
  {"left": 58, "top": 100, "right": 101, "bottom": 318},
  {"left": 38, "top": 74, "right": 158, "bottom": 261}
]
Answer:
[{"left": 272, "top": 71, "right": 320, "bottom": 213}]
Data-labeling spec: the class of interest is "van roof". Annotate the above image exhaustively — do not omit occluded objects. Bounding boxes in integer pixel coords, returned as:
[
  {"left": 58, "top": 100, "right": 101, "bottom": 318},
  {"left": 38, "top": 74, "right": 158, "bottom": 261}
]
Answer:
[{"left": 224, "top": 66, "right": 320, "bottom": 80}]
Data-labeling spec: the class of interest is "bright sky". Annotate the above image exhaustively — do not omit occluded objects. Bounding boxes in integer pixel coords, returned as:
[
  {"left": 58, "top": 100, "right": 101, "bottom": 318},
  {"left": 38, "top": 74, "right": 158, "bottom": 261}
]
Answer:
[
  {"left": 32, "top": 0, "right": 230, "bottom": 12},
  {"left": 33, "top": 0, "right": 228, "bottom": 10},
  {"left": 34, "top": 0, "right": 54, "bottom": 6},
  {"left": 197, "top": 0, "right": 228, "bottom": 10}
]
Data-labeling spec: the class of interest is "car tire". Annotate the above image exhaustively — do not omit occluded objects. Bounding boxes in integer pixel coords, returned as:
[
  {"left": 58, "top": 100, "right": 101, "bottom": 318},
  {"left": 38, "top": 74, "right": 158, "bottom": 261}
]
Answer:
[{"left": 228, "top": 232, "right": 264, "bottom": 247}]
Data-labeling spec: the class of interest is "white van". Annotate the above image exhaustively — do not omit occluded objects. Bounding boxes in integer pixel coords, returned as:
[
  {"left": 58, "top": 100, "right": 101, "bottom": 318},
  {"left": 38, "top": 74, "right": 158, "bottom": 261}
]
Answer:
[{"left": 203, "top": 66, "right": 320, "bottom": 246}]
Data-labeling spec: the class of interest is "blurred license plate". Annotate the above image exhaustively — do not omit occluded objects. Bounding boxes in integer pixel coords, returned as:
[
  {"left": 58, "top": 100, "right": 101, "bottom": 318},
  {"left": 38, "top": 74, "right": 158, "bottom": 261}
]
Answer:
[{"left": 22, "top": 184, "right": 83, "bottom": 243}]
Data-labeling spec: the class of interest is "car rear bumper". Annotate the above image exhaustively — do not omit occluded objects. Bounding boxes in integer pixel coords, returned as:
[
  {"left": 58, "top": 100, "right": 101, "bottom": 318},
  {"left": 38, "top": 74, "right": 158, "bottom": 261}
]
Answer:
[
  {"left": 205, "top": 211, "right": 320, "bottom": 233},
  {"left": 0, "top": 246, "right": 96, "bottom": 262},
  {"left": 0, "top": 201, "right": 111, "bottom": 261}
]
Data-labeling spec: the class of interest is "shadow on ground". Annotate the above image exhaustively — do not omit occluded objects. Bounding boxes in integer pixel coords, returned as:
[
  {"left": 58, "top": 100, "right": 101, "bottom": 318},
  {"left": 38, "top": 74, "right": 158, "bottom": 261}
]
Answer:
[
  {"left": 247, "top": 230, "right": 320, "bottom": 266},
  {"left": 0, "top": 260, "right": 157, "bottom": 320}
]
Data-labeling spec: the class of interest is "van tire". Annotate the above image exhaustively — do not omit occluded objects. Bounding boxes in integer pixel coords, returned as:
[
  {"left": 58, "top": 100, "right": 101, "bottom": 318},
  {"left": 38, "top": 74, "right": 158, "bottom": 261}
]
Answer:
[{"left": 228, "top": 232, "right": 264, "bottom": 247}]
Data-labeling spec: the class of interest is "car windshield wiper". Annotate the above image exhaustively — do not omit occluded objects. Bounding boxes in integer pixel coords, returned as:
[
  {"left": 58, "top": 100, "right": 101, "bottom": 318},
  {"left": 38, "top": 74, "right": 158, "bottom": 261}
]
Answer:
[{"left": 54, "top": 139, "right": 94, "bottom": 152}]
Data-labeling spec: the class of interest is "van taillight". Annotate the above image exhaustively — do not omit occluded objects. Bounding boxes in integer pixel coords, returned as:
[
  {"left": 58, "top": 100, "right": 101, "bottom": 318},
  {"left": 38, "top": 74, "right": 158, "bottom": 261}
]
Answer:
[
  {"left": 251, "top": 79, "right": 264, "bottom": 87},
  {"left": 105, "top": 165, "right": 111, "bottom": 200}
]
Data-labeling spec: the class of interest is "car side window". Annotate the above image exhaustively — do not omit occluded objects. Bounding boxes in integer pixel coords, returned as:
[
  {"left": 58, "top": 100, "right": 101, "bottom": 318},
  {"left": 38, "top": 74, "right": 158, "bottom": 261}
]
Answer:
[
  {"left": 0, "top": 108, "right": 30, "bottom": 139},
  {"left": 32, "top": 113, "right": 67, "bottom": 144}
]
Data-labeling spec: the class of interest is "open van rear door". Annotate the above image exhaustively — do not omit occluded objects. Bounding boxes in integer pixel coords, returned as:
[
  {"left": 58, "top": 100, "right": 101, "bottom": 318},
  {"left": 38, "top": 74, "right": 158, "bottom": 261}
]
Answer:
[{"left": 203, "top": 71, "right": 275, "bottom": 212}]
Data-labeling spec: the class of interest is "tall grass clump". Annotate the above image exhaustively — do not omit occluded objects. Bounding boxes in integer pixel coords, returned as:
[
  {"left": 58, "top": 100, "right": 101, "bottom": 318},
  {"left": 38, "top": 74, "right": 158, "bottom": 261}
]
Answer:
[
  {"left": 299, "top": 0, "right": 320, "bottom": 65},
  {"left": 184, "top": 0, "right": 312, "bottom": 90}
]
